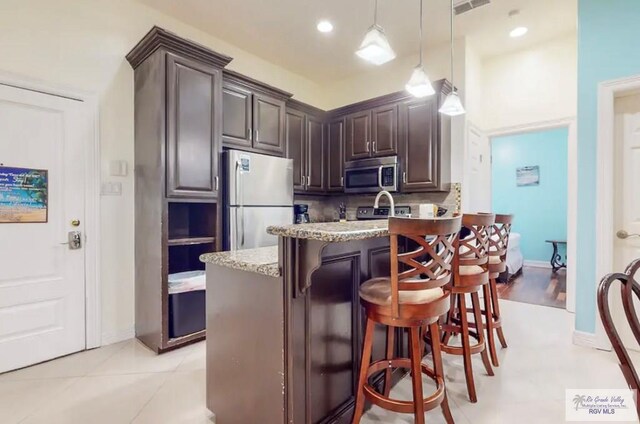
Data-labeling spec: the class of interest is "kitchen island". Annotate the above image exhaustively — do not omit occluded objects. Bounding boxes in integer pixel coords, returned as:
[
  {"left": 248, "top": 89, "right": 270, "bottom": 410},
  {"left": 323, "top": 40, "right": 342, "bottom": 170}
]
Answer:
[{"left": 201, "top": 220, "right": 403, "bottom": 424}]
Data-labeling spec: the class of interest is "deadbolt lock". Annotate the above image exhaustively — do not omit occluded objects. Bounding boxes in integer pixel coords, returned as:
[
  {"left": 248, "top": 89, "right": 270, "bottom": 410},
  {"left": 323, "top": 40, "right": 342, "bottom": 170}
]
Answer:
[{"left": 71, "top": 219, "right": 80, "bottom": 227}]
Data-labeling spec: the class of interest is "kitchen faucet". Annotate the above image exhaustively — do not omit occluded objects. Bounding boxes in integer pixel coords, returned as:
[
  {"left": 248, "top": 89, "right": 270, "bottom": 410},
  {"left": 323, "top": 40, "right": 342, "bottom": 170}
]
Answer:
[{"left": 373, "top": 190, "right": 395, "bottom": 217}]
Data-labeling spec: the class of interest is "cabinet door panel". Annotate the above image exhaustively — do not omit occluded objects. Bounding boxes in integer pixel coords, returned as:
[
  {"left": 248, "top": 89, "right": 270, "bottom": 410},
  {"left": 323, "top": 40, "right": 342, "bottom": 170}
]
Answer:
[
  {"left": 222, "top": 83, "right": 252, "bottom": 149},
  {"left": 306, "top": 117, "right": 325, "bottom": 192},
  {"left": 254, "top": 94, "right": 285, "bottom": 156},
  {"left": 166, "top": 54, "right": 220, "bottom": 198},
  {"left": 371, "top": 104, "right": 397, "bottom": 156},
  {"left": 286, "top": 108, "right": 306, "bottom": 192},
  {"left": 399, "top": 99, "right": 438, "bottom": 191},
  {"left": 345, "top": 111, "right": 371, "bottom": 161},
  {"left": 326, "top": 118, "right": 345, "bottom": 192}
]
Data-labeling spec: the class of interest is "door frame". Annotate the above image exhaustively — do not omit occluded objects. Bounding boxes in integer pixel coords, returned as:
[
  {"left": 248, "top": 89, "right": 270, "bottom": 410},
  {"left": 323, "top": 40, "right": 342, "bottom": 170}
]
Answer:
[
  {"left": 0, "top": 71, "right": 102, "bottom": 349},
  {"left": 486, "top": 117, "right": 578, "bottom": 316},
  {"left": 594, "top": 74, "right": 640, "bottom": 350}
]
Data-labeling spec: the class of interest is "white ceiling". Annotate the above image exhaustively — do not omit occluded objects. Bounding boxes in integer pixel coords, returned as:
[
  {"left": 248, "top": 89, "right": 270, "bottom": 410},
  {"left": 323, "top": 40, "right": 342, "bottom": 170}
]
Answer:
[{"left": 138, "top": 0, "right": 577, "bottom": 83}]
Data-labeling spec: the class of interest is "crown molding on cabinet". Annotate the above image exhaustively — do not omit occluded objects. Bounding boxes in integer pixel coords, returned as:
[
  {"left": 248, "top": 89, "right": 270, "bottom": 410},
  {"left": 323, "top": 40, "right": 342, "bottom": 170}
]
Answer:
[
  {"left": 126, "top": 26, "right": 233, "bottom": 70},
  {"left": 223, "top": 69, "right": 293, "bottom": 100}
]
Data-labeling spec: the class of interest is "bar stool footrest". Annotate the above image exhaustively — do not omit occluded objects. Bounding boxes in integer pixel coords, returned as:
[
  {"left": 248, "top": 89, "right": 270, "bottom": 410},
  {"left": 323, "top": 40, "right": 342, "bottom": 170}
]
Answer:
[{"left": 364, "top": 358, "right": 445, "bottom": 414}]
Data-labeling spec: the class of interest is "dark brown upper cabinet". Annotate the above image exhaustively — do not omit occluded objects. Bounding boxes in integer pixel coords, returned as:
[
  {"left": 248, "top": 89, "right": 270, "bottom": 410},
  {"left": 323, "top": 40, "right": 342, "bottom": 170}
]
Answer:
[
  {"left": 345, "top": 111, "right": 371, "bottom": 161},
  {"left": 221, "top": 83, "right": 252, "bottom": 149},
  {"left": 371, "top": 104, "right": 398, "bottom": 157},
  {"left": 398, "top": 87, "right": 451, "bottom": 192},
  {"left": 253, "top": 93, "right": 286, "bottom": 155},
  {"left": 345, "top": 106, "right": 398, "bottom": 162},
  {"left": 285, "top": 108, "right": 306, "bottom": 191},
  {"left": 286, "top": 100, "right": 326, "bottom": 194},
  {"left": 306, "top": 116, "right": 325, "bottom": 193},
  {"left": 222, "top": 71, "right": 290, "bottom": 157},
  {"left": 166, "top": 54, "right": 222, "bottom": 198},
  {"left": 326, "top": 118, "right": 345, "bottom": 192}
]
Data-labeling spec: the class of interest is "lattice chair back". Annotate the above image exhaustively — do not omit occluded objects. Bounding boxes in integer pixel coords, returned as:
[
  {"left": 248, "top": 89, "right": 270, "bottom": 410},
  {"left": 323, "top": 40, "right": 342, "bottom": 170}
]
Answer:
[
  {"left": 487, "top": 214, "right": 514, "bottom": 260},
  {"left": 459, "top": 214, "right": 495, "bottom": 267},
  {"left": 598, "top": 258, "right": 640, "bottom": 417},
  {"left": 388, "top": 216, "right": 462, "bottom": 319}
]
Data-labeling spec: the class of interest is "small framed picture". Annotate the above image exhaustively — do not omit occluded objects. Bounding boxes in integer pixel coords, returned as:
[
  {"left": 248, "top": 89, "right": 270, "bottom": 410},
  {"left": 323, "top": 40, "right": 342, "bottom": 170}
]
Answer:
[{"left": 516, "top": 166, "right": 539, "bottom": 187}]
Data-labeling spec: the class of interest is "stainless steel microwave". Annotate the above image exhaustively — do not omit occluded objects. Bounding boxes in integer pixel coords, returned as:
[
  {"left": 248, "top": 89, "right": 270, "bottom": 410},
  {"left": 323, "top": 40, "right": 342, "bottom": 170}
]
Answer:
[{"left": 344, "top": 156, "right": 398, "bottom": 194}]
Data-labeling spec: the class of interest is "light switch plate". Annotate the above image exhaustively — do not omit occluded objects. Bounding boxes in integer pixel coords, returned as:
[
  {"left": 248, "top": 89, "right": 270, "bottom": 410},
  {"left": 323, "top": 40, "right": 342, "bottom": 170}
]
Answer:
[
  {"left": 109, "top": 160, "right": 128, "bottom": 177},
  {"left": 101, "top": 182, "right": 122, "bottom": 196}
]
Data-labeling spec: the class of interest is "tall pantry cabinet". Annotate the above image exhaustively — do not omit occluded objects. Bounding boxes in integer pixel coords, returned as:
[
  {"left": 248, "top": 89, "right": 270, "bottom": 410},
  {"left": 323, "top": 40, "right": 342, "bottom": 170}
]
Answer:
[{"left": 126, "top": 27, "right": 231, "bottom": 352}]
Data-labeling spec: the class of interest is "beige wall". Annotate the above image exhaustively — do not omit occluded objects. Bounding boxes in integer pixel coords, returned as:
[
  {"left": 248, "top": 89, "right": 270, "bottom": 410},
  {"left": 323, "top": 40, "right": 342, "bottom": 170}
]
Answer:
[
  {"left": 0, "top": 0, "right": 329, "bottom": 343},
  {"left": 480, "top": 33, "right": 577, "bottom": 130},
  {"left": 322, "top": 39, "right": 465, "bottom": 109}
]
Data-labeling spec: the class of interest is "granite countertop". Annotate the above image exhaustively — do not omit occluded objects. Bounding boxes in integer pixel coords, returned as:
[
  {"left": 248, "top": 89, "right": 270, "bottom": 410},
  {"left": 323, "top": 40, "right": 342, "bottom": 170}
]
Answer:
[
  {"left": 267, "top": 220, "right": 389, "bottom": 242},
  {"left": 200, "top": 246, "right": 280, "bottom": 277}
]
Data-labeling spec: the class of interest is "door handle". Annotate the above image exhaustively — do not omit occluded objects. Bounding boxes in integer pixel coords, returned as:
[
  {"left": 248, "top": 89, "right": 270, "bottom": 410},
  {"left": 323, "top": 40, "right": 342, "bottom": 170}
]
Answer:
[
  {"left": 366, "top": 141, "right": 370, "bottom": 152},
  {"left": 215, "top": 176, "right": 219, "bottom": 191},
  {"left": 340, "top": 176, "right": 344, "bottom": 187},
  {"left": 617, "top": 230, "right": 640, "bottom": 239},
  {"left": 248, "top": 127, "right": 252, "bottom": 141},
  {"left": 301, "top": 175, "right": 306, "bottom": 187},
  {"left": 372, "top": 141, "right": 377, "bottom": 152},
  {"left": 60, "top": 231, "right": 82, "bottom": 249},
  {"left": 402, "top": 171, "right": 407, "bottom": 184}
]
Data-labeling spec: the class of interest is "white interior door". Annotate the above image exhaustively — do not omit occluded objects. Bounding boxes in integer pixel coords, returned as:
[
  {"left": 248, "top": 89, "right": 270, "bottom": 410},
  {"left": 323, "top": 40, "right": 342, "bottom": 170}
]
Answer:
[
  {"left": 0, "top": 83, "right": 88, "bottom": 373},
  {"left": 464, "top": 125, "right": 491, "bottom": 213},
  {"left": 611, "top": 93, "right": 640, "bottom": 351}
]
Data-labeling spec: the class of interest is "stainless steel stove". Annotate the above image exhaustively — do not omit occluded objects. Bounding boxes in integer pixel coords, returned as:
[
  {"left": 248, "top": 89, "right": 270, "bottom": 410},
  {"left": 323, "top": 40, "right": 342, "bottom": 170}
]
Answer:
[{"left": 356, "top": 206, "right": 412, "bottom": 220}]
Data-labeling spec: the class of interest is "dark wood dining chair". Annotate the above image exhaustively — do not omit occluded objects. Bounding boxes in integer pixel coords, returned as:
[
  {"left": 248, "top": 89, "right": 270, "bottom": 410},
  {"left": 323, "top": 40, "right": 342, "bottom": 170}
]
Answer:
[
  {"left": 598, "top": 258, "right": 640, "bottom": 417},
  {"left": 352, "top": 216, "right": 462, "bottom": 424},
  {"left": 483, "top": 213, "right": 513, "bottom": 367},
  {"left": 440, "top": 213, "right": 495, "bottom": 403}
]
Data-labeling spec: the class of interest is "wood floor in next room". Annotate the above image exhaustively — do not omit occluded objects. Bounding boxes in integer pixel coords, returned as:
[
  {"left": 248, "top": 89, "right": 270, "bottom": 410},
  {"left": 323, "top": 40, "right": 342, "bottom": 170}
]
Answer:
[
  {"left": 497, "top": 266, "right": 567, "bottom": 309},
  {"left": 0, "top": 300, "right": 628, "bottom": 424}
]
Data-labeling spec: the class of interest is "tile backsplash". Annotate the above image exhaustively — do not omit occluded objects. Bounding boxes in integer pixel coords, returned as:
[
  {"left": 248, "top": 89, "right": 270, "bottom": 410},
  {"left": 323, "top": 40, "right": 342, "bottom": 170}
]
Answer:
[{"left": 295, "top": 187, "right": 460, "bottom": 223}]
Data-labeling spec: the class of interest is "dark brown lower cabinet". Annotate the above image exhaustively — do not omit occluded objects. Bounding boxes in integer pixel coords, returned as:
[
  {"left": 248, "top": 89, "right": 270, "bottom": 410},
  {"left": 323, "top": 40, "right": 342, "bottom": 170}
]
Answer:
[
  {"left": 206, "top": 235, "right": 406, "bottom": 424},
  {"left": 293, "top": 238, "right": 408, "bottom": 423}
]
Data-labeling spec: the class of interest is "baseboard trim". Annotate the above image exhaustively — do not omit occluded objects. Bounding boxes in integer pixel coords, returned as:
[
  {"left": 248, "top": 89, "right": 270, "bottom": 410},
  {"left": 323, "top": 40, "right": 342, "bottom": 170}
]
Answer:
[
  {"left": 524, "top": 260, "right": 552, "bottom": 269},
  {"left": 572, "top": 330, "right": 598, "bottom": 349},
  {"left": 101, "top": 327, "right": 135, "bottom": 346}
]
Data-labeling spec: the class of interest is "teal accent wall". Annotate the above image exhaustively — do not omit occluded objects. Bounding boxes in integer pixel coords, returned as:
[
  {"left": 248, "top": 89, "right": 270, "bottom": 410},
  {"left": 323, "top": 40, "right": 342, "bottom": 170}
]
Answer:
[
  {"left": 577, "top": 0, "right": 640, "bottom": 332},
  {"left": 492, "top": 128, "right": 568, "bottom": 262}
]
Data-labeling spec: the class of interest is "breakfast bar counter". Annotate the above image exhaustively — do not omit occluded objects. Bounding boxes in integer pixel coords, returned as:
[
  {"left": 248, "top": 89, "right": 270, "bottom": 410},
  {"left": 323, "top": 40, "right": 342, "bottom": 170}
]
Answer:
[{"left": 201, "top": 220, "right": 400, "bottom": 424}]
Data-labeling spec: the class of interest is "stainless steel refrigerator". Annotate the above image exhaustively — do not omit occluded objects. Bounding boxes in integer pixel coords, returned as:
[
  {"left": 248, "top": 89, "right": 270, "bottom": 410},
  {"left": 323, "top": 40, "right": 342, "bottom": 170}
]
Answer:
[{"left": 224, "top": 150, "right": 294, "bottom": 250}]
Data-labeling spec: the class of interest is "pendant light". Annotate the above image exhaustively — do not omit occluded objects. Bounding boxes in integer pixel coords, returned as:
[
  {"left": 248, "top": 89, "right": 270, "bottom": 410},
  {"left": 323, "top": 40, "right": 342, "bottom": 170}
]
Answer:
[
  {"left": 356, "top": 0, "right": 396, "bottom": 65},
  {"left": 405, "top": 0, "right": 435, "bottom": 98},
  {"left": 439, "top": 0, "right": 466, "bottom": 116}
]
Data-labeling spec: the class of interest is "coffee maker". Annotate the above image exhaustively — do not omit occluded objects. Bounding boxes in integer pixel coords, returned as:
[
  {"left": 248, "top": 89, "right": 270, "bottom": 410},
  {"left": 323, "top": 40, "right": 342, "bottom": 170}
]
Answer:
[{"left": 294, "top": 204, "right": 310, "bottom": 224}]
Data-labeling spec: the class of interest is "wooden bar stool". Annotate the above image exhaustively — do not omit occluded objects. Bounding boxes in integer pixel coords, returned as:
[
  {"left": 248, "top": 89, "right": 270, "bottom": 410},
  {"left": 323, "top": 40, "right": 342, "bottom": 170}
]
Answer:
[
  {"left": 440, "top": 213, "right": 495, "bottom": 403},
  {"left": 352, "top": 216, "right": 462, "bottom": 424},
  {"left": 483, "top": 213, "right": 513, "bottom": 367}
]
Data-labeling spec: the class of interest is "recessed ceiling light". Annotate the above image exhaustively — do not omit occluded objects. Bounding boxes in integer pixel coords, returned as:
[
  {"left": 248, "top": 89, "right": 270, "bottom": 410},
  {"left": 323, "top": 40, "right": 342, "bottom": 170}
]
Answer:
[
  {"left": 510, "top": 26, "right": 528, "bottom": 38},
  {"left": 317, "top": 20, "right": 333, "bottom": 33}
]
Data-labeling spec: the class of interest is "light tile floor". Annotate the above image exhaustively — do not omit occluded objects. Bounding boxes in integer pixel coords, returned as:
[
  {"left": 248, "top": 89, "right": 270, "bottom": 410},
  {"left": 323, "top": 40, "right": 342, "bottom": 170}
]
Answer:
[{"left": 0, "top": 300, "right": 635, "bottom": 423}]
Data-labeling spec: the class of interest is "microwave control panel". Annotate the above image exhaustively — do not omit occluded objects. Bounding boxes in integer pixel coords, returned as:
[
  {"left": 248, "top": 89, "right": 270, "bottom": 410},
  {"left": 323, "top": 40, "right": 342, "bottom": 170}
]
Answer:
[{"left": 381, "top": 166, "right": 395, "bottom": 187}]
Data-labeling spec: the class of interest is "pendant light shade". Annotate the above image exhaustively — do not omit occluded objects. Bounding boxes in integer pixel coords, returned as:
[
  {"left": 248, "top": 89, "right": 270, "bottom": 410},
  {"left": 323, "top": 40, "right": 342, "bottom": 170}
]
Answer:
[
  {"left": 439, "top": 0, "right": 466, "bottom": 116},
  {"left": 356, "top": 24, "right": 396, "bottom": 65},
  {"left": 356, "top": 0, "right": 395, "bottom": 65},
  {"left": 406, "top": 0, "right": 434, "bottom": 98},
  {"left": 405, "top": 66, "right": 435, "bottom": 98},
  {"left": 439, "top": 91, "right": 466, "bottom": 116}
]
